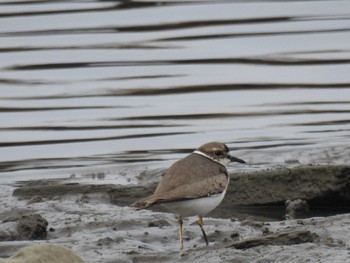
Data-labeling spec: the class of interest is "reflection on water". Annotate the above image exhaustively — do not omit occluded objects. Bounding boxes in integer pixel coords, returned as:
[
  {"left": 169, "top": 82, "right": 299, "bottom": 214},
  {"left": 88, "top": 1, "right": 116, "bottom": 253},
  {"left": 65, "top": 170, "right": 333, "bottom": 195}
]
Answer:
[{"left": 1, "top": 0, "right": 350, "bottom": 182}]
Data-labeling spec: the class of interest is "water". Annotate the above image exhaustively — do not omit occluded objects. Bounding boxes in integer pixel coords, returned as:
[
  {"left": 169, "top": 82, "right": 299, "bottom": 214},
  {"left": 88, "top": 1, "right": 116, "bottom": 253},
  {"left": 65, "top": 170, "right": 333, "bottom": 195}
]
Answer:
[{"left": 1, "top": 0, "right": 350, "bottom": 184}]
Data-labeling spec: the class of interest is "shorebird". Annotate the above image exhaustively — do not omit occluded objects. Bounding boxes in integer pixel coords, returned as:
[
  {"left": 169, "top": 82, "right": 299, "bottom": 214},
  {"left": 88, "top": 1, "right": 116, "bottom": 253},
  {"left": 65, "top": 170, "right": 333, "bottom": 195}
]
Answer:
[{"left": 131, "top": 142, "right": 245, "bottom": 249}]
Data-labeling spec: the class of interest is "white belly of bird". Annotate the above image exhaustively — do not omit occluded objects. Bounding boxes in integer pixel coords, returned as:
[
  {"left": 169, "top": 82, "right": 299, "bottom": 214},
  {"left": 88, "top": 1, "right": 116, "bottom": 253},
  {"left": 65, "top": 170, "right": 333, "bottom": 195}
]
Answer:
[{"left": 161, "top": 188, "right": 227, "bottom": 217}]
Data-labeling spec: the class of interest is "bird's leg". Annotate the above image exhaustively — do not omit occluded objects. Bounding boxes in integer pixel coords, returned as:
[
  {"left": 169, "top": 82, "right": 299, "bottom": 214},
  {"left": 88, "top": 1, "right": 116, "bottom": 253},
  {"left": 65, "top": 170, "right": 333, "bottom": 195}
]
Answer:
[
  {"left": 178, "top": 215, "right": 184, "bottom": 249},
  {"left": 197, "top": 216, "right": 209, "bottom": 246}
]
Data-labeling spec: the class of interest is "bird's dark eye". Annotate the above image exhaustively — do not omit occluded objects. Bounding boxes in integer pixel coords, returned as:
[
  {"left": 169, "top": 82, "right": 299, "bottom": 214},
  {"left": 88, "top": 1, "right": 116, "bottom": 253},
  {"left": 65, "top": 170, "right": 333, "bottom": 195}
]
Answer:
[{"left": 214, "top": 151, "right": 223, "bottom": 157}]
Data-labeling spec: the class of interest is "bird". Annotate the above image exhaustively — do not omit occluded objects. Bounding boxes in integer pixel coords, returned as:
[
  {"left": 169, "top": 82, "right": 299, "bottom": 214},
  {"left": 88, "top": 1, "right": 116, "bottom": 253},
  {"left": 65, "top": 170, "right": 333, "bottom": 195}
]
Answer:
[{"left": 131, "top": 141, "right": 245, "bottom": 249}]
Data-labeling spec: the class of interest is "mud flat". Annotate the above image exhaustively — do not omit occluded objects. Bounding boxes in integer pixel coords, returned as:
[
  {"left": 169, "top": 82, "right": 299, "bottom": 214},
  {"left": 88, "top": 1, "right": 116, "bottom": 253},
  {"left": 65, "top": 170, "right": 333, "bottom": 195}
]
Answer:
[
  {"left": 12, "top": 165, "right": 350, "bottom": 210},
  {"left": 1, "top": 165, "right": 350, "bottom": 262}
]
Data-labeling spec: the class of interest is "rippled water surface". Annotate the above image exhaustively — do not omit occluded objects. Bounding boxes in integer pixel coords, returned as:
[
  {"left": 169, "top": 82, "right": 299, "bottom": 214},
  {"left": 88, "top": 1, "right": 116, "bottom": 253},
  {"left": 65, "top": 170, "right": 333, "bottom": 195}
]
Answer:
[{"left": 1, "top": 0, "right": 350, "bottom": 183}]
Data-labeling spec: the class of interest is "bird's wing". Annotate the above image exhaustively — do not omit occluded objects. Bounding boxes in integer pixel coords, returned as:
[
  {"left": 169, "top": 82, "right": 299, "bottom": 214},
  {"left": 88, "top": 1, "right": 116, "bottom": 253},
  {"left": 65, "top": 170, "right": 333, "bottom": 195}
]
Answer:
[
  {"left": 131, "top": 172, "right": 228, "bottom": 209},
  {"left": 154, "top": 154, "right": 228, "bottom": 194}
]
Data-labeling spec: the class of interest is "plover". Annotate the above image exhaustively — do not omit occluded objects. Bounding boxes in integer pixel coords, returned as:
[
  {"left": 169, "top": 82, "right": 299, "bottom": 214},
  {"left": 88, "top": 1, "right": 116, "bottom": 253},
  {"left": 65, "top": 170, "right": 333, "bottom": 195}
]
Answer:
[{"left": 131, "top": 142, "right": 245, "bottom": 249}]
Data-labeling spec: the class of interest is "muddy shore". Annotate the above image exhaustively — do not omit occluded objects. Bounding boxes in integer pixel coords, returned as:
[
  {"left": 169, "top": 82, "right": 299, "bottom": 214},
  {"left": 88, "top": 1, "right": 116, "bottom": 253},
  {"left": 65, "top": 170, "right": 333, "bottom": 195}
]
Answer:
[
  {"left": 12, "top": 165, "right": 350, "bottom": 214},
  {"left": 1, "top": 165, "right": 350, "bottom": 262}
]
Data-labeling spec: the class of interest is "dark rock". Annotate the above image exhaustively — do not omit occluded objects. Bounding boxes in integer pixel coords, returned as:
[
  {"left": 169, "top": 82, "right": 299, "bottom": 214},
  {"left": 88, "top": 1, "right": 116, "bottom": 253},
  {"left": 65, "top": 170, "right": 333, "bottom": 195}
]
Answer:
[
  {"left": 285, "top": 199, "right": 309, "bottom": 219},
  {"left": 16, "top": 214, "right": 48, "bottom": 240},
  {"left": 227, "top": 229, "right": 316, "bottom": 249}
]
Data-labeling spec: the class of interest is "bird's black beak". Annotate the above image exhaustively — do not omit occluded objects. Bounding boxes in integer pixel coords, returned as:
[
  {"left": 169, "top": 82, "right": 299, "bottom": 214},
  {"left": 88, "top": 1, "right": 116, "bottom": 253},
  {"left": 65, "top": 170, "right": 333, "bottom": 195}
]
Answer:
[{"left": 229, "top": 155, "right": 246, "bottom": 164}]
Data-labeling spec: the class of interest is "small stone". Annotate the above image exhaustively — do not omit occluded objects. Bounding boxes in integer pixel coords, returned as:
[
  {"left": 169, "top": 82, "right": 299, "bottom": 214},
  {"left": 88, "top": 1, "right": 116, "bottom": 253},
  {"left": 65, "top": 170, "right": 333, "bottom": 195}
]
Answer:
[{"left": 49, "top": 227, "right": 55, "bottom": 232}]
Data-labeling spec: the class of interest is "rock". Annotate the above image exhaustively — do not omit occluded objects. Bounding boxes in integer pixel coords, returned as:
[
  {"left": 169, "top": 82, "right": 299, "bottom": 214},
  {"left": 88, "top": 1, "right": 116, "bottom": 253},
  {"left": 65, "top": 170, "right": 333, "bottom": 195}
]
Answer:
[
  {"left": 227, "top": 229, "right": 316, "bottom": 249},
  {"left": 285, "top": 199, "right": 309, "bottom": 219},
  {"left": 16, "top": 214, "right": 48, "bottom": 240},
  {"left": 0, "top": 243, "right": 84, "bottom": 263}
]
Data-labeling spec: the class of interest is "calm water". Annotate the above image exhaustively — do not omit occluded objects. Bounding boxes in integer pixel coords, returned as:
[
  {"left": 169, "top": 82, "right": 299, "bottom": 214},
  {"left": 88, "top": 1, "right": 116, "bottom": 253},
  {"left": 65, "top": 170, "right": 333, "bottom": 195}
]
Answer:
[{"left": 1, "top": 0, "right": 350, "bottom": 184}]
